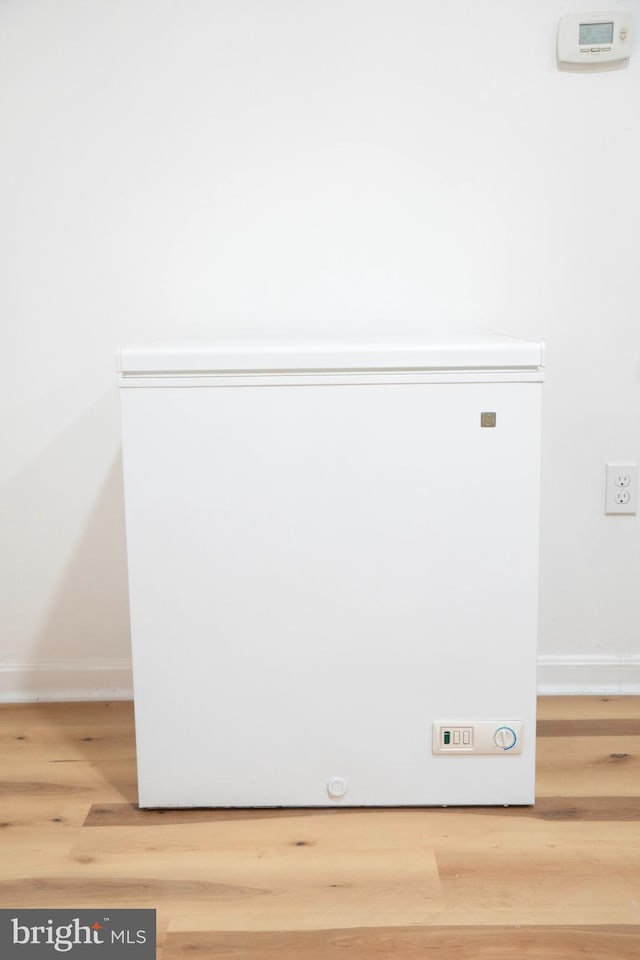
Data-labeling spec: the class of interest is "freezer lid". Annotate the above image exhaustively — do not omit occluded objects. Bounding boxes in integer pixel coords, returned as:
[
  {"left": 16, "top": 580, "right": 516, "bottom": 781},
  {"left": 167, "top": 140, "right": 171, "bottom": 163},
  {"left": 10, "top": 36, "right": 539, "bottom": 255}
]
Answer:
[{"left": 118, "top": 333, "right": 544, "bottom": 375}]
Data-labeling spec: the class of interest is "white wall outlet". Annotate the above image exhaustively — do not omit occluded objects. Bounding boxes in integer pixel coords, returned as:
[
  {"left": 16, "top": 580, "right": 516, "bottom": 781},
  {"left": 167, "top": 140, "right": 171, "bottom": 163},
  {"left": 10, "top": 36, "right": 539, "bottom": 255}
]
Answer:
[
  {"left": 432, "top": 721, "right": 523, "bottom": 756},
  {"left": 605, "top": 463, "right": 638, "bottom": 515}
]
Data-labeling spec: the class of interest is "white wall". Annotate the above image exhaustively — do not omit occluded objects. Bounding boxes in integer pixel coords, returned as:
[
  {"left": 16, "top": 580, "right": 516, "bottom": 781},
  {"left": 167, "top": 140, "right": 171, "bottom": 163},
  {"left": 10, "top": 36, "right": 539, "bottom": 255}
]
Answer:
[{"left": 1, "top": 0, "right": 639, "bottom": 700}]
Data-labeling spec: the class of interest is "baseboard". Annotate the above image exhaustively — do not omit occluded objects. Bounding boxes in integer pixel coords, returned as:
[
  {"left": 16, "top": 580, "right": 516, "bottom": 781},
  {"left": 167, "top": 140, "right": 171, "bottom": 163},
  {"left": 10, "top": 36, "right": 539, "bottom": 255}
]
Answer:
[
  {"left": 0, "top": 655, "right": 638, "bottom": 703},
  {"left": 0, "top": 659, "right": 134, "bottom": 703},
  {"left": 537, "top": 654, "right": 640, "bottom": 695}
]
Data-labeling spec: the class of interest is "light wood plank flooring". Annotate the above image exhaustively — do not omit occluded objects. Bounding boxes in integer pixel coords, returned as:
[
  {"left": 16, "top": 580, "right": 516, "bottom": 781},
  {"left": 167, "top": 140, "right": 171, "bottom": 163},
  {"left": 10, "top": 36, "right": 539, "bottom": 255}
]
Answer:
[{"left": 1, "top": 696, "right": 639, "bottom": 958}]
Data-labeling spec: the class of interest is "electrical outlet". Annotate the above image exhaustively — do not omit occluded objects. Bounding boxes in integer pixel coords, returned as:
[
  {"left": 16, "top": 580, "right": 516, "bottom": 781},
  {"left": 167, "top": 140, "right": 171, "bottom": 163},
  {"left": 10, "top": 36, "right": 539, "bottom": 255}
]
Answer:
[{"left": 605, "top": 463, "right": 638, "bottom": 515}]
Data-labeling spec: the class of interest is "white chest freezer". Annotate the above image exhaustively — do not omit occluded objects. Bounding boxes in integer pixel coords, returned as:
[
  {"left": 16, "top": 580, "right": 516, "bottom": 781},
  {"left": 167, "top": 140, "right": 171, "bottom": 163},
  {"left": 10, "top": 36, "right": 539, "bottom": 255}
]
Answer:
[{"left": 118, "top": 333, "right": 544, "bottom": 807}]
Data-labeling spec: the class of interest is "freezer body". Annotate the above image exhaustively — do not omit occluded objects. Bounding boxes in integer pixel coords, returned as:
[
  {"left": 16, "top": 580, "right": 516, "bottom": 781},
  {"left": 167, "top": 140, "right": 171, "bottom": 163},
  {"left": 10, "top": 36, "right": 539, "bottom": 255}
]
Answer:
[{"left": 119, "top": 336, "right": 543, "bottom": 807}]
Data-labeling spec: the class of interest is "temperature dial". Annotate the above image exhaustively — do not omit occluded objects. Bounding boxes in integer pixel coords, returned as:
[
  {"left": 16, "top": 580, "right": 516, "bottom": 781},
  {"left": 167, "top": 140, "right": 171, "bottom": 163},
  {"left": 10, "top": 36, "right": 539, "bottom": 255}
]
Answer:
[{"left": 494, "top": 726, "right": 517, "bottom": 751}]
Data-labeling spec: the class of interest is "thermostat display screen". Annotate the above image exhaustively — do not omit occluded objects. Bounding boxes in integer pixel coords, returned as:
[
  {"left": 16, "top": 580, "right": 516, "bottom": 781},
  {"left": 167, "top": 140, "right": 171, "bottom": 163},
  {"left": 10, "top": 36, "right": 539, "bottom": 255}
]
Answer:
[{"left": 579, "top": 21, "right": 614, "bottom": 44}]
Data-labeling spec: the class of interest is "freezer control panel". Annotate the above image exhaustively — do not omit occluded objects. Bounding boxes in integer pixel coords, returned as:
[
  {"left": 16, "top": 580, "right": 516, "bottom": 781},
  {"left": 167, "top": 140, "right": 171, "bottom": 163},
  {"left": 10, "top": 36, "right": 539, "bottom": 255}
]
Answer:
[{"left": 433, "top": 721, "right": 523, "bottom": 755}]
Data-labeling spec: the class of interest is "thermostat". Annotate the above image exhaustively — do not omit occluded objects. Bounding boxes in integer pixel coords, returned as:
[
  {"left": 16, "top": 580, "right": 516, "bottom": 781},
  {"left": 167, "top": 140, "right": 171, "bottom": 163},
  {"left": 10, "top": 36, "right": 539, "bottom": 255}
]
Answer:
[{"left": 557, "top": 11, "right": 632, "bottom": 65}]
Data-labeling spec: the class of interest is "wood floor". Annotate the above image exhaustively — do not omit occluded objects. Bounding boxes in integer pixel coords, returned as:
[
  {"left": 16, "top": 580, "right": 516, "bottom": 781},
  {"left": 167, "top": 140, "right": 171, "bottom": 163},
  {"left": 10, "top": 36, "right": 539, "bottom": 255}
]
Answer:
[{"left": 1, "top": 696, "right": 639, "bottom": 958}]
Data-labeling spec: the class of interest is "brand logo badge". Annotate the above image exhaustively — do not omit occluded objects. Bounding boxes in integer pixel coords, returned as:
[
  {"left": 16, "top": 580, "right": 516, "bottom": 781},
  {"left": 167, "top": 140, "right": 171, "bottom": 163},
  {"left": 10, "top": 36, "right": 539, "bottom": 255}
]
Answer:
[
  {"left": 0, "top": 910, "right": 155, "bottom": 958},
  {"left": 480, "top": 411, "right": 497, "bottom": 428}
]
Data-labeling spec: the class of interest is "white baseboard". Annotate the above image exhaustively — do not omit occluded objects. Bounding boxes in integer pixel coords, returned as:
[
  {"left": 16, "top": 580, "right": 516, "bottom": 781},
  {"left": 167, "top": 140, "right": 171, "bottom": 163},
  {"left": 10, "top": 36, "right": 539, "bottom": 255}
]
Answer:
[
  {"left": 537, "top": 654, "right": 640, "bottom": 695},
  {"left": 0, "top": 655, "right": 638, "bottom": 703},
  {"left": 0, "top": 659, "right": 133, "bottom": 703}
]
